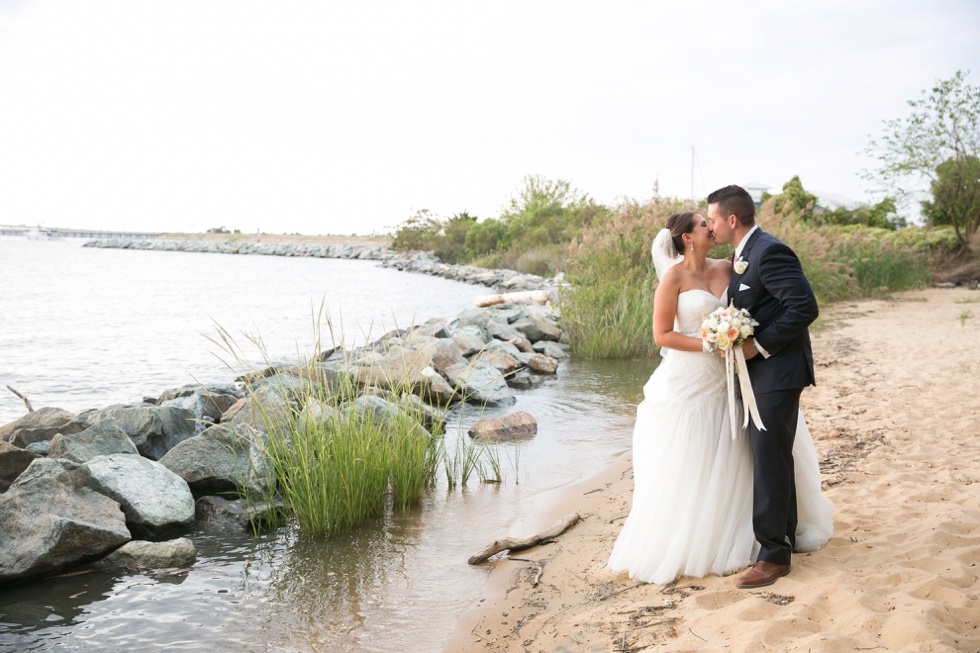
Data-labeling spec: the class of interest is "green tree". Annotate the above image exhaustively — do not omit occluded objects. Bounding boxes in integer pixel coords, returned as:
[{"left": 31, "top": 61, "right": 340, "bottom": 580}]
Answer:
[
  {"left": 920, "top": 155, "right": 980, "bottom": 230},
  {"left": 864, "top": 70, "right": 980, "bottom": 247},
  {"left": 390, "top": 209, "right": 442, "bottom": 252},
  {"left": 464, "top": 218, "right": 506, "bottom": 259},
  {"left": 762, "top": 176, "right": 818, "bottom": 217},
  {"left": 815, "top": 197, "right": 901, "bottom": 230}
]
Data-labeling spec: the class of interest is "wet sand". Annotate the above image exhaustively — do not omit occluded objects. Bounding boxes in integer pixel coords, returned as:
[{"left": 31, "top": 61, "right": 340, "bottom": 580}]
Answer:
[{"left": 446, "top": 287, "right": 980, "bottom": 653}]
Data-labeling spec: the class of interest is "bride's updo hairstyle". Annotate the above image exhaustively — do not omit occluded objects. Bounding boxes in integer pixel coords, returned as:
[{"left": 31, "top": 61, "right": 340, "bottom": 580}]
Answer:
[{"left": 666, "top": 211, "right": 699, "bottom": 254}]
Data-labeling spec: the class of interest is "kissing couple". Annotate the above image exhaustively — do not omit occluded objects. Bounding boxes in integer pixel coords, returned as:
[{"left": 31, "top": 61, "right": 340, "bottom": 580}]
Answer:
[{"left": 607, "top": 185, "right": 834, "bottom": 589}]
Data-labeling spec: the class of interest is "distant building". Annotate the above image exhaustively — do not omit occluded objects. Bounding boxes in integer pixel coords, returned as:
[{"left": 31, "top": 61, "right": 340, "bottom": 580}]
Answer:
[
  {"left": 742, "top": 181, "right": 771, "bottom": 206},
  {"left": 810, "top": 191, "right": 860, "bottom": 212}
]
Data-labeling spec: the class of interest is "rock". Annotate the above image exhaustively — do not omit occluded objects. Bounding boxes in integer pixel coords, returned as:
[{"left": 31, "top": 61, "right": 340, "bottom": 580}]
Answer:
[
  {"left": 528, "top": 353, "right": 559, "bottom": 374},
  {"left": 84, "top": 454, "right": 195, "bottom": 538},
  {"left": 532, "top": 341, "right": 569, "bottom": 360},
  {"left": 227, "top": 388, "right": 292, "bottom": 431},
  {"left": 96, "top": 538, "right": 197, "bottom": 569},
  {"left": 452, "top": 327, "right": 489, "bottom": 357},
  {"left": 0, "top": 442, "right": 42, "bottom": 492},
  {"left": 158, "top": 423, "right": 274, "bottom": 497},
  {"left": 506, "top": 372, "right": 545, "bottom": 390},
  {"left": 511, "top": 317, "right": 561, "bottom": 343},
  {"left": 195, "top": 495, "right": 281, "bottom": 532},
  {"left": 25, "top": 441, "right": 49, "bottom": 456},
  {"left": 477, "top": 350, "right": 522, "bottom": 376},
  {"left": 486, "top": 305, "right": 525, "bottom": 323},
  {"left": 468, "top": 411, "right": 538, "bottom": 441},
  {"left": 156, "top": 383, "right": 243, "bottom": 405},
  {"left": 250, "top": 372, "right": 317, "bottom": 401},
  {"left": 0, "top": 459, "right": 130, "bottom": 584},
  {"left": 486, "top": 320, "right": 533, "bottom": 352},
  {"left": 442, "top": 364, "right": 516, "bottom": 407},
  {"left": 47, "top": 419, "right": 139, "bottom": 463},
  {"left": 411, "top": 321, "right": 449, "bottom": 339},
  {"left": 424, "top": 337, "right": 467, "bottom": 372},
  {"left": 81, "top": 405, "right": 197, "bottom": 461},
  {"left": 159, "top": 391, "right": 239, "bottom": 429},
  {"left": 0, "top": 407, "right": 87, "bottom": 448}
]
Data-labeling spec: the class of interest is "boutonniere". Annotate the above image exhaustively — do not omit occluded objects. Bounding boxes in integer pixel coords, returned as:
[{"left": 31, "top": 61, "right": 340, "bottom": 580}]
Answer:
[{"left": 734, "top": 257, "right": 749, "bottom": 275}]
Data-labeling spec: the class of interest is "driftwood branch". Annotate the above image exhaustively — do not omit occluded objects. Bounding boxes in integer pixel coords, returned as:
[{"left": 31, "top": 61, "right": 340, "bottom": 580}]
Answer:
[
  {"left": 6, "top": 386, "right": 34, "bottom": 413},
  {"left": 467, "top": 512, "right": 580, "bottom": 565}
]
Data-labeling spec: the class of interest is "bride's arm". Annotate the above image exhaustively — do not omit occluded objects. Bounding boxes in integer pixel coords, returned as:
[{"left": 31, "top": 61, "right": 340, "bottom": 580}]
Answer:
[{"left": 653, "top": 272, "right": 706, "bottom": 352}]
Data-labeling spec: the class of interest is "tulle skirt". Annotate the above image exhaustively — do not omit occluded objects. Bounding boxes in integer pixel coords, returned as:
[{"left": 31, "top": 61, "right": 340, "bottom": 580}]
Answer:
[{"left": 607, "top": 351, "right": 834, "bottom": 584}]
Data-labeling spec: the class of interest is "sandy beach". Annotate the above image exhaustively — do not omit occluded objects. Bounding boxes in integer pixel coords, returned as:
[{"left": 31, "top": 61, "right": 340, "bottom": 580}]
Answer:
[{"left": 447, "top": 287, "right": 980, "bottom": 653}]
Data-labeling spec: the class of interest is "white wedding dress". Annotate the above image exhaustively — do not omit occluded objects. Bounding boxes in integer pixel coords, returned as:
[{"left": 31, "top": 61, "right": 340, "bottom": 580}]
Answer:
[{"left": 607, "top": 289, "right": 834, "bottom": 584}]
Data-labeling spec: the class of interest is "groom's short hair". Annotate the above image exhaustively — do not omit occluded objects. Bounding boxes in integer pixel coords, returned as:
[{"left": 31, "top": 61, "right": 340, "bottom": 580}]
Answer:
[{"left": 707, "top": 185, "right": 755, "bottom": 227}]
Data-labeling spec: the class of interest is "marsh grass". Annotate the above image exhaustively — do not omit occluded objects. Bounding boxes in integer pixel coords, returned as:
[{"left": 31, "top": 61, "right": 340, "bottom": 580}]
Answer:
[
  {"left": 208, "top": 306, "right": 515, "bottom": 537},
  {"left": 559, "top": 197, "right": 934, "bottom": 359}
]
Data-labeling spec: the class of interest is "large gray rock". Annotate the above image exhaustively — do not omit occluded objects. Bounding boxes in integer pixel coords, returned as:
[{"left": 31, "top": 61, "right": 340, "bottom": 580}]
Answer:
[
  {"left": 486, "top": 320, "right": 534, "bottom": 352},
  {"left": 85, "top": 454, "right": 195, "bottom": 538},
  {"left": 48, "top": 419, "right": 139, "bottom": 463},
  {"left": 158, "top": 423, "right": 273, "bottom": 497},
  {"left": 468, "top": 411, "right": 538, "bottom": 441},
  {"left": 452, "top": 326, "right": 489, "bottom": 357},
  {"left": 442, "top": 364, "right": 516, "bottom": 407},
  {"left": 506, "top": 371, "right": 545, "bottom": 390},
  {"left": 195, "top": 495, "right": 282, "bottom": 532},
  {"left": 0, "top": 407, "right": 86, "bottom": 448},
  {"left": 82, "top": 405, "right": 196, "bottom": 461},
  {"left": 25, "top": 441, "right": 50, "bottom": 456},
  {"left": 511, "top": 317, "right": 561, "bottom": 343},
  {"left": 96, "top": 538, "right": 197, "bottom": 569},
  {"left": 0, "top": 459, "right": 130, "bottom": 584},
  {"left": 528, "top": 353, "right": 559, "bottom": 375},
  {"left": 159, "top": 391, "right": 238, "bottom": 430},
  {"left": 532, "top": 341, "right": 569, "bottom": 360},
  {"left": 156, "top": 383, "right": 243, "bottom": 405},
  {"left": 226, "top": 388, "right": 292, "bottom": 431},
  {"left": 424, "top": 337, "right": 467, "bottom": 372},
  {"left": 0, "top": 442, "right": 41, "bottom": 492}
]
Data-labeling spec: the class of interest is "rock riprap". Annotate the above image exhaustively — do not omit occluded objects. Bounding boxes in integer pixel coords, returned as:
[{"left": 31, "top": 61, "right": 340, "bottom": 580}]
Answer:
[
  {"left": 468, "top": 412, "right": 539, "bottom": 441},
  {"left": 47, "top": 418, "right": 139, "bottom": 463},
  {"left": 0, "top": 459, "right": 130, "bottom": 584},
  {"left": 84, "top": 454, "right": 195, "bottom": 537},
  {"left": 80, "top": 404, "right": 197, "bottom": 460},
  {"left": 159, "top": 423, "right": 273, "bottom": 497},
  {"left": 0, "top": 407, "right": 86, "bottom": 448},
  {"left": 96, "top": 538, "right": 197, "bottom": 568},
  {"left": 0, "top": 442, "right": 42, "bottom": 492}
]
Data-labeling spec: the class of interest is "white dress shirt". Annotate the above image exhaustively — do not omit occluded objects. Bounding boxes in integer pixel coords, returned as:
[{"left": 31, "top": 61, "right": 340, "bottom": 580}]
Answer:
[{"left": 733, "top": 225, "right": 770, "bottom": 359}]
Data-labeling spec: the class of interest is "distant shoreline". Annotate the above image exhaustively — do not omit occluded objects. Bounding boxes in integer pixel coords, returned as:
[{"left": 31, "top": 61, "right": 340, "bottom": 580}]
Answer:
[{"left": 159, "top": 232, "right": 392, "bottom": 247}]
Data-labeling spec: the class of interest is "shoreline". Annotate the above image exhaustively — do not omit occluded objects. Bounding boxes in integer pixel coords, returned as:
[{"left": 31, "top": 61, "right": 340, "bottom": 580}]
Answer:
[
  {"left": 82, "top": 238, "right": 563, "bottom": 294},
  {"left": 445, "top": 287, "right": 980, "bottom": 652}
]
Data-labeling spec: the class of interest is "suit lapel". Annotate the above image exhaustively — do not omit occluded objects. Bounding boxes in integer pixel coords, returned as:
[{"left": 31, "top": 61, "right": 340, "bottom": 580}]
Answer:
[{"left": 729, "top": 228, "right": 763, "bottom": 303}]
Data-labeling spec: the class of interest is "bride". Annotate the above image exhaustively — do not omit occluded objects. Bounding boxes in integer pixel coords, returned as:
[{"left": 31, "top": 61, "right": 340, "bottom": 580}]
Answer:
[{"left": 607, "top": 211, "right": 833, "bottom": 585}]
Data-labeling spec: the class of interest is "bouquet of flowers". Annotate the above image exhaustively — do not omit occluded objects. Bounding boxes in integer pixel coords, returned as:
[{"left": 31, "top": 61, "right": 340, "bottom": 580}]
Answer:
[
  {"left": 700, "top": 303, "right": 764, "bottom": 440},
  {"left": 700, "top": 304, "right": 758, "bottom": 353}
]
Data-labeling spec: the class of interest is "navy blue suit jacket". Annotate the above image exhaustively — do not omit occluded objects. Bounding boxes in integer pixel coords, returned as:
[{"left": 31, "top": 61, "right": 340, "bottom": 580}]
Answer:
[{"left": 728, "top": 229, "right": 818, "bottom": 394}]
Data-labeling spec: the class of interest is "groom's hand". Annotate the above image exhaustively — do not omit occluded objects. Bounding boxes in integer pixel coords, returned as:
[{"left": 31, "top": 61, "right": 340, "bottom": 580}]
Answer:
[{"left": 741, "top": 338, "right": 759, "bottom": 360}]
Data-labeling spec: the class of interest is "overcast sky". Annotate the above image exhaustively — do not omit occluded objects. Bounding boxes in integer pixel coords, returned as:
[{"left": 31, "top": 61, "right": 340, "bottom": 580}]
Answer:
[{"left": 1, "top": 1, "right": 978, "bottom": 234}]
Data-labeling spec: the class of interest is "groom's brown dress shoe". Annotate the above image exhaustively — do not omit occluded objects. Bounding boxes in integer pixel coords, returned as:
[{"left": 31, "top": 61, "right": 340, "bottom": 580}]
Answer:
[{"left": 735, "top": 560, "right": 791, "bottom": 589}]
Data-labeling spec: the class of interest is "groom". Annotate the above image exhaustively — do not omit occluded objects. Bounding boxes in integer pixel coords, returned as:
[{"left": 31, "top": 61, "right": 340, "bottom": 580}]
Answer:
[{"left": 706, "top": 185, "right": 819, "bottom": 589}]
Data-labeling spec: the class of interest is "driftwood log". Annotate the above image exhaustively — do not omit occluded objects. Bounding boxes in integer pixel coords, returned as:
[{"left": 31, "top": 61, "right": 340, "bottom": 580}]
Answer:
[
  {"left": 6, "top": 386, "right": 34, "bottom": 413},
  {"left": 474, "top": 289, "right": 554, "bottom": 307},
  {"left": 468, "top": 512, "right": 580, "bottom": 565}
]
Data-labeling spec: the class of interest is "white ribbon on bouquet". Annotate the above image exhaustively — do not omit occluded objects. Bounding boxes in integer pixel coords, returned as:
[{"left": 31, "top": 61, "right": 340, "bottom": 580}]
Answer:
[{"left": 726, "top": 346, "right": 766, "bottom": 441}]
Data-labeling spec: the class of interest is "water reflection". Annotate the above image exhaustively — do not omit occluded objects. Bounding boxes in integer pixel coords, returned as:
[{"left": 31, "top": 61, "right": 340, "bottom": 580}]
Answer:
[{"left": 0, "top": 359, "right": 655, "bottom": 652}]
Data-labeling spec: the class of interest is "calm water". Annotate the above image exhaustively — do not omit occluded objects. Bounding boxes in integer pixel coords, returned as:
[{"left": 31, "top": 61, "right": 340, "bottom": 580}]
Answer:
[{"left": 0, "top": 238, "right": 653, "bottom": 652}]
